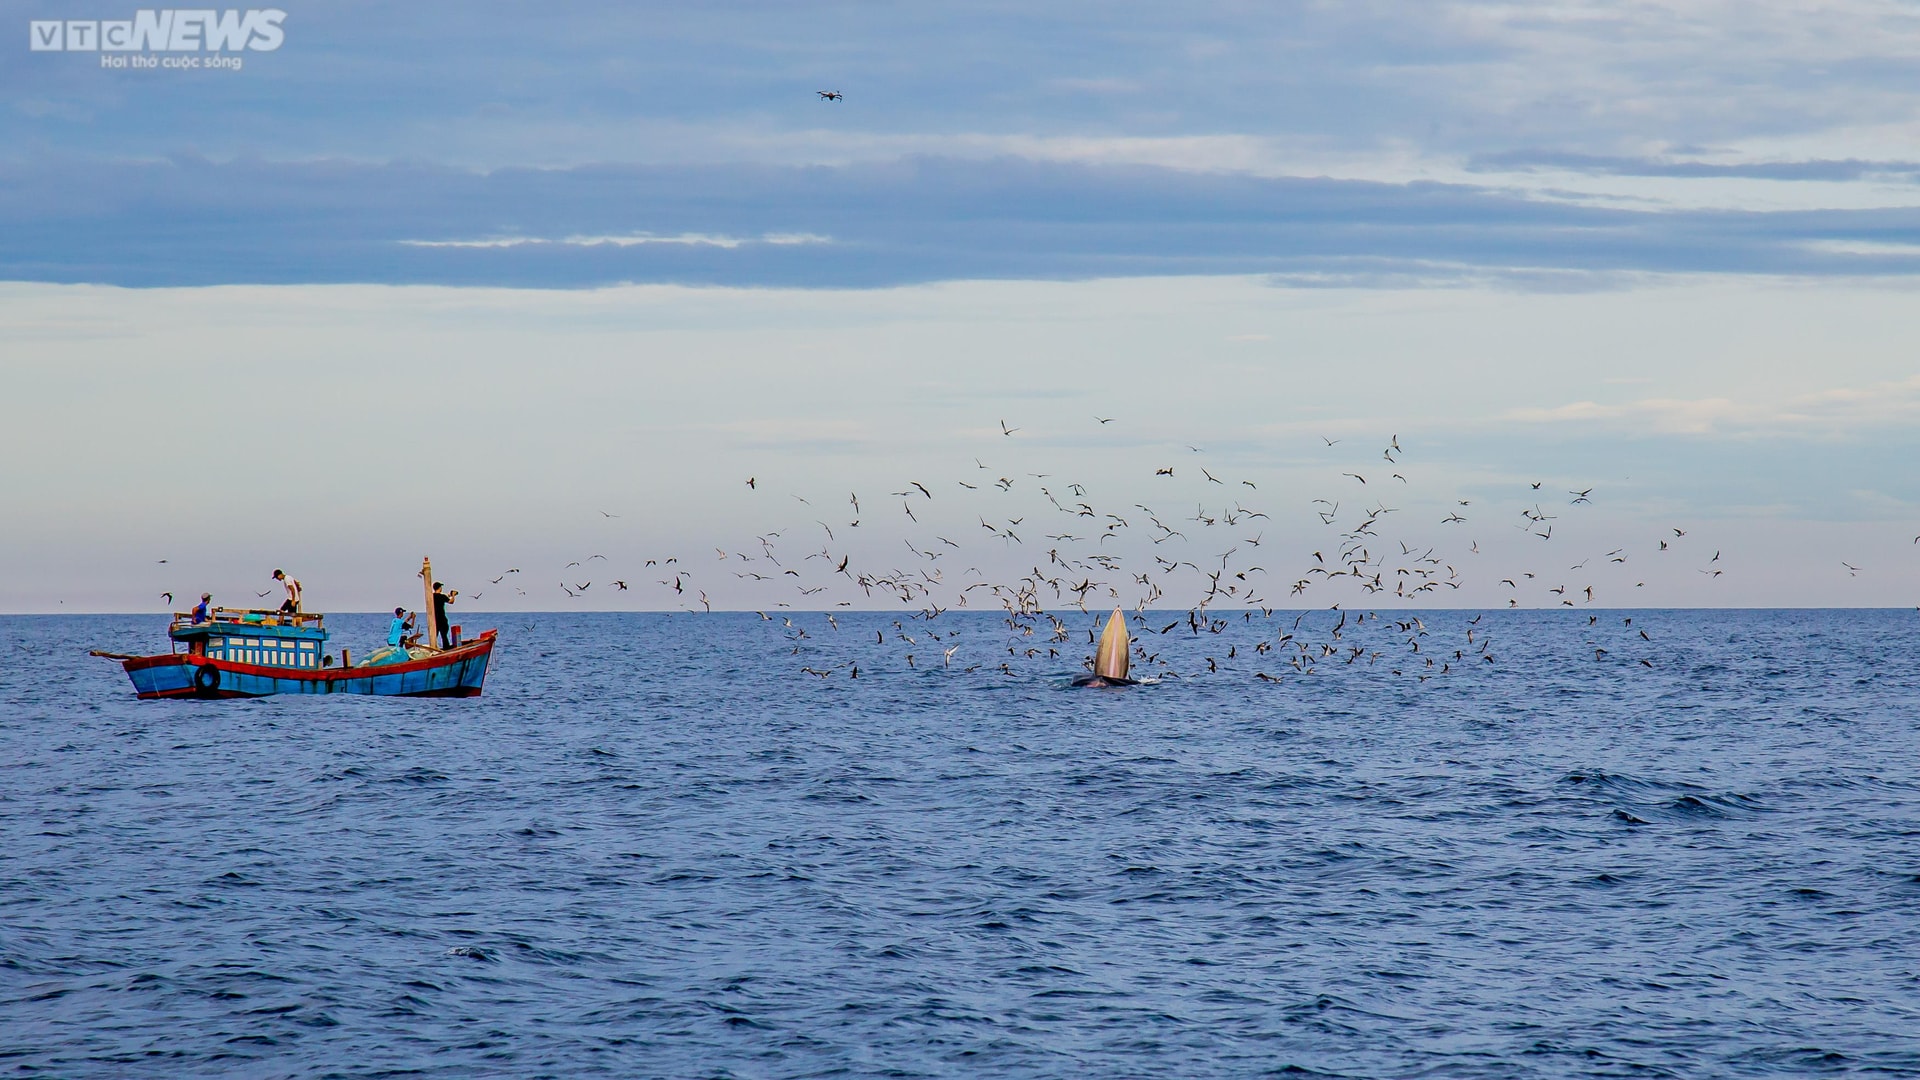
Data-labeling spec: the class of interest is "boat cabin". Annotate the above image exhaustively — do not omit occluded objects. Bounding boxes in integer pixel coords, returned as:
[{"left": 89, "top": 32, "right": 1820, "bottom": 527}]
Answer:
[{"left": 169, "top": 608, "right": 329, "bottom": 669}]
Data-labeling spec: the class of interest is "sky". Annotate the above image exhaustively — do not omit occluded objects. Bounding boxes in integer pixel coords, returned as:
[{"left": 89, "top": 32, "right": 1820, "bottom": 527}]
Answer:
[{"left": 5, "top": 1, "right": 1920, "bottom": 612}]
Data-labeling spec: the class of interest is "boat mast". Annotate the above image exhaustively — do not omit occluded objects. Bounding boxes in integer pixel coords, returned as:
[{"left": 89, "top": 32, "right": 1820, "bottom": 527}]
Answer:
[{"left": 420, "top": 555, "right": 436, "bottom": 650}]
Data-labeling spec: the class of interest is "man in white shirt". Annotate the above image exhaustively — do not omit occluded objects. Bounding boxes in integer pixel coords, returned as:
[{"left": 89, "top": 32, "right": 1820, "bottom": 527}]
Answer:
[{"left": 272, "top": 569, "right": 303, "bottom": 614}]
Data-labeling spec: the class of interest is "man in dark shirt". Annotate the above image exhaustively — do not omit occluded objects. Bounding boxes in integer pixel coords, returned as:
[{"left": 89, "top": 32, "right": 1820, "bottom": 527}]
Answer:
[
  {"left": 431, "top": 582, "right": 458, "bottom": 648},
  {"left": 192, "top": 593, "right": 213, "bottom": 624}
]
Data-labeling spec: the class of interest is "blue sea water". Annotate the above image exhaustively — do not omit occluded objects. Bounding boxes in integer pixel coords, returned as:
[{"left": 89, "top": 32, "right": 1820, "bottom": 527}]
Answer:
[{"left": 3, "top": 609, "right": 1919, "bottom": 1078}]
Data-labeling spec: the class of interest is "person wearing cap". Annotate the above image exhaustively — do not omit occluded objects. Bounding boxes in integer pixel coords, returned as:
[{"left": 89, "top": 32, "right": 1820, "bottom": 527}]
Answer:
[
  {"left": 431, "top": 582, "right": 458, "bottom": 649},
  {"left": 192, "top": 593, "right": 213, "bottom": 624},
  {"left": 387, "top": 607, "right": 415, "bottom": 649},
  {"left": 272, "top": 569, "right": 303, "bottom": 614}
]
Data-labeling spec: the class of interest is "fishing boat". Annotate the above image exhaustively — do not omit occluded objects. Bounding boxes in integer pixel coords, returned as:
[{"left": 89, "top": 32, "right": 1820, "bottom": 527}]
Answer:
[{"left": 101, "top": 558, "right": 496, "bottom": 700}]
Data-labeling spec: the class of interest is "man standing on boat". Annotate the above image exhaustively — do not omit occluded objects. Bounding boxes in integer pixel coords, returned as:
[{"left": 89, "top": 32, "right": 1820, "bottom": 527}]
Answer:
[
  {"left": 431, "top": 582, "right": 458, "bottom": 649},
  {"left": 192, "top": 593, "right": 212, "bottom": 624},
  {"left": 272, "top": 569, "right": 303, "bottom": 614}
]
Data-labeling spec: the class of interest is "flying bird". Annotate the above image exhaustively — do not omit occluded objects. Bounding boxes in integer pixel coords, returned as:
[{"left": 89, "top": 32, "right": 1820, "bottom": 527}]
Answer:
[{"left": 817, "top": 90, "right": 842, "bottom": 100}]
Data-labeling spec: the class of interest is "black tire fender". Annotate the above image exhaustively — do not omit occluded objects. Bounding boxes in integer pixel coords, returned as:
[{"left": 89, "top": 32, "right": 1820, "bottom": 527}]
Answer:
[{"left": 193, "top": 663, "right": 221, "bottom": 696}]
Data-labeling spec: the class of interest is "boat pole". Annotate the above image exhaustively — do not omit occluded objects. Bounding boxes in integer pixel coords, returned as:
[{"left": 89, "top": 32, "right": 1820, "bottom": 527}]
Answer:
[{"left": 420, "top": 556, "right": 436, "bottom": 650}]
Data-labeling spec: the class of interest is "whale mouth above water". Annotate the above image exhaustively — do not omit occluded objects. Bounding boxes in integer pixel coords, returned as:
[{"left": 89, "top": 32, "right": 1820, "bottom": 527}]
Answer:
[
  {"left": 1092, "top": 607, "right": 1130, "bottom": 683},
  {"left": 1070, "top": 674, "right": 1138, "bottom": 688}
]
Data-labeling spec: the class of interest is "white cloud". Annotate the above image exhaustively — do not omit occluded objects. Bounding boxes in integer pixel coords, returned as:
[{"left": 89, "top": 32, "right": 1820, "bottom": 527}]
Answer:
[
  {"left": 1803, "top": 239, "right": 1920, "bottom": 258},
  {"left": 1504, "top": 397, "right": 1748, "bottom": 435},
  {"left": 350, "top": 0, "right": 1920, "bottom": 216},
  {"left": 1505, "top": 375, "right": 1920, "bottom": 435},
  {"left": 522, "top": 128, "right": 1920, "bottom": 214},
  {"left": 397, "top": 231, "right": 830, "bottom": 250}
]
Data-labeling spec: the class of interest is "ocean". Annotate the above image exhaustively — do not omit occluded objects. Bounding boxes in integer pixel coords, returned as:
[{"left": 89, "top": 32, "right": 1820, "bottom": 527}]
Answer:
[{"left": 4, "top": 609, "right": 1919, "bottom": 1077}]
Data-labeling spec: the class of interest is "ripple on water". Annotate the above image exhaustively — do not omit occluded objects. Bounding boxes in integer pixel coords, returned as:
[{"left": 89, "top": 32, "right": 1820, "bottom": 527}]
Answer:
[{"left": 2, "top": 610, "right": 1919, "bottom": 1077}]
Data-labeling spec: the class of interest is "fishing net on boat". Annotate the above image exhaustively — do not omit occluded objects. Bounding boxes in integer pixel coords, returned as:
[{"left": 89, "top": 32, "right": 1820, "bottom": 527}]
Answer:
[{"left": 357, "top": 645, "right": 431, "bottom": 667}]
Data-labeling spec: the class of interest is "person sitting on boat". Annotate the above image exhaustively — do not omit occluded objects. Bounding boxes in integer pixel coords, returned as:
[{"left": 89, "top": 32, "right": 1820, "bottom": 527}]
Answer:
[
  {"left": 365, "top": 607, "right": 418, "bottom": 666},
  {"left": 272, "top": 569, "right": 303, "bottom": 614},
  {"left": 192, "top": 593, "right": 212, "bottom": 624},
  {"left": 431, "top": 582, "right": 458, "bottom": 648}
]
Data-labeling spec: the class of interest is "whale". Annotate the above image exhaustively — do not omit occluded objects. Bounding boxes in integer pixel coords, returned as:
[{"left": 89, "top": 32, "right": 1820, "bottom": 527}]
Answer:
[{"left": 1072, "top": 607, "right": 1136, "bottom": 687}]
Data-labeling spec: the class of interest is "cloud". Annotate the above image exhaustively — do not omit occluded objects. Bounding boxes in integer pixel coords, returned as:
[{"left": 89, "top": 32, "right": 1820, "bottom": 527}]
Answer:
[
  {"left": 398, "top": 232, "right": 830, "bottom": 250},
  {"left": 12, "top": 2, "right": 1920, "bottom": 197},
  {"left": 696, "top": 417, "right": 883, "bottom": 454},
  {"left": 1470, "top": 151, "right": 1920, "bottom": 184},
  {"left": 1504, "top": 397, "right": 1750, "bottom": 435},
  {"left": 1505, "top": 375, "right": 1920, "bottom": 436},
  {"left": 8, "top": 0, "right": 1920, "bottom": 293},
  {"left": 1802, "top": 238, "right": 1920, "bottom": 257},
  {"left": 8, "top": 153, "right": 1920, "bottom": 289}
]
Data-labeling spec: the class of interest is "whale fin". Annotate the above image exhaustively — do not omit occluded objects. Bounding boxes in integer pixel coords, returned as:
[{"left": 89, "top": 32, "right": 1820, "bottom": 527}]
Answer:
[{"left": 1095, "top": 607, "right": 1129, "bottom": 681}]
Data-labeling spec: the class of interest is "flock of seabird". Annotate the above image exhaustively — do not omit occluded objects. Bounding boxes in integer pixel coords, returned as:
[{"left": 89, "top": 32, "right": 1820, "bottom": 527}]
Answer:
[
  {"left": 138, "top": 414, "right": 1905, "bottom": 683},
  {"left": 517, "top": 419, "right": 1749, "bottom": 684}
]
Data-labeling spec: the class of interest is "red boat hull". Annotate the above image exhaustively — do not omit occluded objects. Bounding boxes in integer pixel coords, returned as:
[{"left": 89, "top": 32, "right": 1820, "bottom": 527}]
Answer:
[{"left": 121, "top": 631, "right": 496, "bottom": 699}]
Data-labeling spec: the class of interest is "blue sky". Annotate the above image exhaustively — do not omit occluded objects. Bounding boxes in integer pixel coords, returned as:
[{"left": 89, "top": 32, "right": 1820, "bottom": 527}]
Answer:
[
  {"left": 5, "top": 2, "right": 1920, "bottom": 610},
  {"left": 10, "top": 1, "right": 1920, "bottom": 288}
]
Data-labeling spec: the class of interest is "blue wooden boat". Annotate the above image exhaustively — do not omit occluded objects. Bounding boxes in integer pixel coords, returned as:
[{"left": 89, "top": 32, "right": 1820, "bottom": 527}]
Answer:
[
  {"left": 107, "top": 558, "right": 496, "bottom": 699},
  {"left": 112, "top": 608, "right": 495, "bottom": 699}
]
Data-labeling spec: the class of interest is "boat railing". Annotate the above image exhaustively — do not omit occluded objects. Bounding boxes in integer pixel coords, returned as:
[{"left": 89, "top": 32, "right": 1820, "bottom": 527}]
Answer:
[{"left": 170, "top": 607, "right": 327, "bottom": 633}]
